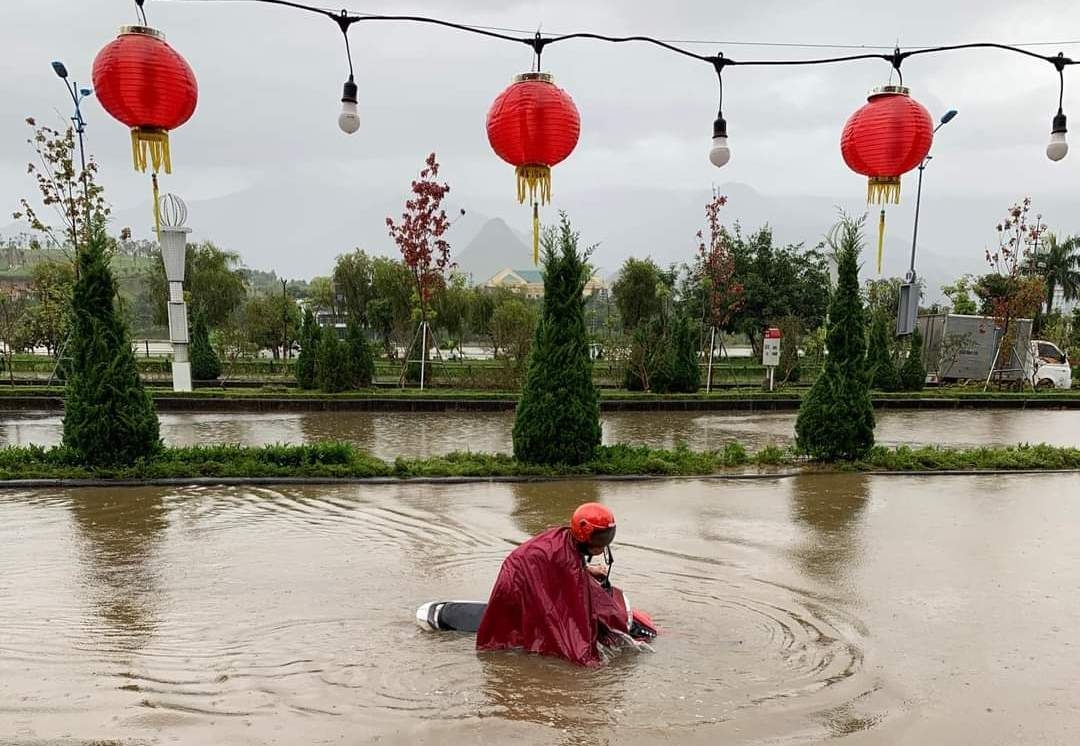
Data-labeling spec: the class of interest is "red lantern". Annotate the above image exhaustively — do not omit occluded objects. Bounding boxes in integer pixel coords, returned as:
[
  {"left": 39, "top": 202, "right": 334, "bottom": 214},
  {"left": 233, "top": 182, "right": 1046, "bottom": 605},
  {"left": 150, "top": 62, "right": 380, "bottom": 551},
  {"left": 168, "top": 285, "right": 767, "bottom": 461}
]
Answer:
[
  {"left": 92, "top": 25, "right": 198, "bottom": 176},
  {"left": 841, "top": 85, "right": 932, "bottom": 271},
  {"left": 487, "top": 72, "right": 580, "bottom": 262}
]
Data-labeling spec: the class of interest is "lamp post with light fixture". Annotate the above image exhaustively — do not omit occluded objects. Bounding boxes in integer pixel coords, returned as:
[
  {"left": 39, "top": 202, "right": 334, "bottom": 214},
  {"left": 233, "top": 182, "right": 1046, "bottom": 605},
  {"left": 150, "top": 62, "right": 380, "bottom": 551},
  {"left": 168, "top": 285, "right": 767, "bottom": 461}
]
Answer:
[
  {"left": 896, "top": 108, "right": 958, "bottom": 335},
  {"left": 50, "top": 60, "right": 94, "bottom": 250}
]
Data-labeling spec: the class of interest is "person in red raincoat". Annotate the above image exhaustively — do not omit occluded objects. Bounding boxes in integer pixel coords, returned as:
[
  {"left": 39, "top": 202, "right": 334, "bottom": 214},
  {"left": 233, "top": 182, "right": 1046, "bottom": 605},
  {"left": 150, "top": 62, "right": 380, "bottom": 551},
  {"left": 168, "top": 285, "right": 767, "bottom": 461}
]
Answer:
[{"left": 476, "top": 502, "right": 631, "bottom": 667}]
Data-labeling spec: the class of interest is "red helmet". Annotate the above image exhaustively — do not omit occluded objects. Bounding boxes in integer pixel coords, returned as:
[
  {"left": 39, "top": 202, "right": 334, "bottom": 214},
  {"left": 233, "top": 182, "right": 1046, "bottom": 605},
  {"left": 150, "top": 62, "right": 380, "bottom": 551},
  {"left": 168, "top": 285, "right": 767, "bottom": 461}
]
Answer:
[{"left": 571, "top": 502, "right": 616, "bottom": 548}]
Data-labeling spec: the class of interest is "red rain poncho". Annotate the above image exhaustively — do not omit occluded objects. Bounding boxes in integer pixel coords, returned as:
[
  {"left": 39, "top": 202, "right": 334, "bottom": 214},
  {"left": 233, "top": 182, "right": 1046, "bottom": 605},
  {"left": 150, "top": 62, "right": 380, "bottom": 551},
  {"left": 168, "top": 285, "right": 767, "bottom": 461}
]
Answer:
[{"left": 476, "top": 526, "right": 629, "bottom": 667}]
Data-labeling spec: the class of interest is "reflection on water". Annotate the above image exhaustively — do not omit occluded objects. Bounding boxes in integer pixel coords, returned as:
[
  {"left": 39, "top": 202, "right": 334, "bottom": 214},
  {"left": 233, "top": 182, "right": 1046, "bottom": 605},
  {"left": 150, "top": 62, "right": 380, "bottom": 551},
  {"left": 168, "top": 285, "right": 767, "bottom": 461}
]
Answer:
[
  {"left": 0, "top": 408, "right": 1076, "bottom": 458},
  {"left": 788, "top": 474, "right": 869, "bottom": 587},
  {"left": 68, "top": 489, "right": 166, "bottom": 652},
  {"left": 510, "top": 481, "right": 601, "bottom": 537},
  {"left": 3, "top": 474, "right": 1080, "bottom": 743},
  {"left": 478, "top": 653, "right": 628, "bottom": 743},
  {"left": 785, "top": 475, "right": 877, "bottom": 738}
]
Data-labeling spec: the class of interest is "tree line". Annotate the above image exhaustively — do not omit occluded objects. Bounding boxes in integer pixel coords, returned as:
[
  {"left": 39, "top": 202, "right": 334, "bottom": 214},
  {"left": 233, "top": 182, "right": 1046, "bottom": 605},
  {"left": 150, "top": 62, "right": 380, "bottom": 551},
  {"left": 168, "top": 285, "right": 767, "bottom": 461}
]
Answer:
[{"left": 6, "top": 120, "right": 1077, "bottom": 396}]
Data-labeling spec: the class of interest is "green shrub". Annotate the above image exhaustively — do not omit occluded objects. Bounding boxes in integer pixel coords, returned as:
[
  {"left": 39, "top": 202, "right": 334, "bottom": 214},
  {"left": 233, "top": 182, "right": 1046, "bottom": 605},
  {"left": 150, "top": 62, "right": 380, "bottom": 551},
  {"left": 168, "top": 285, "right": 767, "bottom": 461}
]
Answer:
[
  {"left": 62, "top": 225, "right": 161, "bottom": 466},
  {"left": 512, "top": 215, "right": 602, "bottom": 465},
  {"left": 670, "top": 314, "right": 701, "bottom": 393},
  {"left": 866, "top": 310, "right": 900, "bottom": 391},
  {"left": 345, "top": 321, "right": 375, "bottom": 388},
  {"left": 722, "top": 441, "right": 749, "bottom": 466},
  {"left": 316, "top": 328, "right": 349, "bottom": 393},
  {"left": 795, "top": 217, "right": 876, "bottom": 460},
  {"left": 755, "top": 443, "right": 787, "bottom": 465},
  {"left": 623, "top": 325, "right": 650, "bottom": 391},
  {"left": 189, "top": 309, "right": 221, "bottom": 381},
  {"left": 899, "top": 326, "right": 927, "bottom": 391},
  {"left": 777, "top": 316, "right": 802, "bottom": 384},
  {"left": 647, "top": 332, "right": 676, "bottom": 394}
]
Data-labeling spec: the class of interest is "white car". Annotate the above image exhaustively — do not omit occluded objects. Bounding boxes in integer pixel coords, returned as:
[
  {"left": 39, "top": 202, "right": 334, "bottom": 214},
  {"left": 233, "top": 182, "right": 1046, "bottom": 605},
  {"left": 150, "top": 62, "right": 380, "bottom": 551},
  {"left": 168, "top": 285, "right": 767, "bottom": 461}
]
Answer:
[{"left": 1027, "top": 340, "right": 1072, "bottom": 389}]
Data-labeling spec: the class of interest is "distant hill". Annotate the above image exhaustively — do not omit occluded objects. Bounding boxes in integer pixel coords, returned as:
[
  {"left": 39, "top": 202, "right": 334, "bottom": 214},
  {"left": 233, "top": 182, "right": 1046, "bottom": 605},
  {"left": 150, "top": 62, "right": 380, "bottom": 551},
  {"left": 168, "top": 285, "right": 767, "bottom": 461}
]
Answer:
[
  {"left": 8, "top": 178, "right": 1079, "bottom": 306},
  {"left": 455, "top": 218, "right": 532, "bottom": 284}
]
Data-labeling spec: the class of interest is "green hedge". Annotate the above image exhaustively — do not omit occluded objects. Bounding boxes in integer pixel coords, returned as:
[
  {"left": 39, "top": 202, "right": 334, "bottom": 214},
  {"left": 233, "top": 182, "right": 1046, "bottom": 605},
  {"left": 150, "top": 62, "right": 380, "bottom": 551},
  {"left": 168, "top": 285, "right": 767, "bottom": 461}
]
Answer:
[{"left": 0, "top": 441, "right": 1075, "bottom": 480}]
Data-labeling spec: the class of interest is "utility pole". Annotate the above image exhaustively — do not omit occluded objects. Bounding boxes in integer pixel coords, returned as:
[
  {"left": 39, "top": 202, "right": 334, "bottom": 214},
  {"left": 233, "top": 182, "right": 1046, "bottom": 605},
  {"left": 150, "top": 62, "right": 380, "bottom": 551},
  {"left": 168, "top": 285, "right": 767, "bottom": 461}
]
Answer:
[{"left": 281, "top": 278, "right": 289, "bottom": 360}]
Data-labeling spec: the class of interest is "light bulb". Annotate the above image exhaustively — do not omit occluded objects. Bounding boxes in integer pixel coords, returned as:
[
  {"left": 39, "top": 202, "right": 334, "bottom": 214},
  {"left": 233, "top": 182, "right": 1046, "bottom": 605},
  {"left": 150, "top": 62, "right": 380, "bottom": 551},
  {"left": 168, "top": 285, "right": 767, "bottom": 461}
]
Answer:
[
  {"left": 1047, "top": 131, "right": 1068, "bottom": 161},
  {"left": 1047, "top": 111, "right": 1068, "bottom": 161},
  {"left": 338, "top": 76, "right": 360, "bottom": 135},
  {"left": 338, "top": 101, "right": 360, "bottom": 134},
  {"left": 709, "top": 114, "right": 730, "bottom": 167},
  {"left": 709, "top": 136, "right": 731, "bottom": 167}
]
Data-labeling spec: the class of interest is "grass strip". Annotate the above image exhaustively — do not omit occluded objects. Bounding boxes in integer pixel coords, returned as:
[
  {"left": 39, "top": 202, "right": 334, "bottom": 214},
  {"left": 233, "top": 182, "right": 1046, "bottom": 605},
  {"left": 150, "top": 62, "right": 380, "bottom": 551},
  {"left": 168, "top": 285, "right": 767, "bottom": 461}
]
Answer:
[{"left": 0, "top": 441, "right": 1076, "bottom": 482}]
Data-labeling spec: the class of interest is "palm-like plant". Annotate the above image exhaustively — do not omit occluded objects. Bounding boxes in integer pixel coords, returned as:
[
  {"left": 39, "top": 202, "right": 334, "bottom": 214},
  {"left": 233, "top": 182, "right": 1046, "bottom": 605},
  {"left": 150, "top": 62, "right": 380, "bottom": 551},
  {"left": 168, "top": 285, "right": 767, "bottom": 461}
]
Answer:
[{"left": 1037, "top": 232, "right": 1080, "bottom": 313}]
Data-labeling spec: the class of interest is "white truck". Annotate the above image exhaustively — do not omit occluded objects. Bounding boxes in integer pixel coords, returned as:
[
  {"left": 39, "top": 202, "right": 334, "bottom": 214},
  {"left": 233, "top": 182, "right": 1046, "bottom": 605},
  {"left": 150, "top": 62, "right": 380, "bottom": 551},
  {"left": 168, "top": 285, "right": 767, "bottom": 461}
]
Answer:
[{"left": 917, "top": 313, "right": 1072, "bottom": 389}]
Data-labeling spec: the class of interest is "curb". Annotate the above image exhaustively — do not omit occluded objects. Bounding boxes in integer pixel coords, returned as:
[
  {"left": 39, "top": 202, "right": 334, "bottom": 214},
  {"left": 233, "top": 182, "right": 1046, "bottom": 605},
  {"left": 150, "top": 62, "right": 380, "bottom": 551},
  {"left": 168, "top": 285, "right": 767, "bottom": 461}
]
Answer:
[{"left": 1, "top": 394, "right": 1079, "bottom": 413}]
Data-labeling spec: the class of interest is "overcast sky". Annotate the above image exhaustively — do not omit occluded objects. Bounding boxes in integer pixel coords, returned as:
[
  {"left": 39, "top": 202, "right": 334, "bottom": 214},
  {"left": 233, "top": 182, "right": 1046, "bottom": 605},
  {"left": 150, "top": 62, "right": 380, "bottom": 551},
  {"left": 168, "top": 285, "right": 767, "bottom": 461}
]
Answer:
[{"left": 3, "top": 0, "right": 1080, "bottom": 284}]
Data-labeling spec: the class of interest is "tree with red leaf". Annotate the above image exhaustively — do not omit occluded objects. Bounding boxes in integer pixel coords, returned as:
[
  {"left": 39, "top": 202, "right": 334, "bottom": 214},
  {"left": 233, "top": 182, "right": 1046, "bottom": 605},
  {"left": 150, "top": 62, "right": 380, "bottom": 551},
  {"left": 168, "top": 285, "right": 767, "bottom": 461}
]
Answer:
[
  {"left": 386, "top": 153, "right": 460, "bottom": 386},
  {"left": 694, "top": 193, "right": 744, "bottom": 387},
  {"left": 696, "top": 193, "right": 744, "bottom": 331},
  {"left": 975, "top": 197, "right": 1045, "bottom": 387},
  {"left": 387, "top": 153, "right": 454, "bottom": 325}
]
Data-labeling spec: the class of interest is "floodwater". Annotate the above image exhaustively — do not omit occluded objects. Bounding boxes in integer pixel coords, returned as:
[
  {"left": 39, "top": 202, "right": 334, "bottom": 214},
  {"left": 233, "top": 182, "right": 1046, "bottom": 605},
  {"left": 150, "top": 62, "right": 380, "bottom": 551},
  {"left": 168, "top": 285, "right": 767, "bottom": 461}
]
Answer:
[
  {"left": 3, "top": 473, "right": 1080, "bottom": 744},
  {"left": 0, "top": 408, "right": 1078, "bottom": 458}
]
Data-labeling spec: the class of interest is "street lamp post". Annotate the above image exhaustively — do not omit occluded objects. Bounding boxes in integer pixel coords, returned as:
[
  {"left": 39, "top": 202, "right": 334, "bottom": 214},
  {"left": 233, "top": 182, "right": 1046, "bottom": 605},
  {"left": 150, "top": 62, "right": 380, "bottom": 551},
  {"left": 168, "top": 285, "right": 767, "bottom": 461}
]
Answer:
[
  {"left": 51, "top": 61, "right": 93, "bottom": 251},
  {"left": 158, "top": 194, "right": 193, "bottom": 392},
  {"left": 896, "top": 109, "right": 957, "bottom": 335}
]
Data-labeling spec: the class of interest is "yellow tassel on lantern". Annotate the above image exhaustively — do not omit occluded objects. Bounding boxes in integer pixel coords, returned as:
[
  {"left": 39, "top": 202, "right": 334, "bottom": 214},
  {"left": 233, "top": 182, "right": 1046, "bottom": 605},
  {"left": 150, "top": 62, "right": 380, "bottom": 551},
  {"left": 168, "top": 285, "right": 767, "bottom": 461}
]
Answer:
[
  {"left": 515, "top": 164, "right": 552, "bottom": 205},
  {"left": 532, "top": 202, "right": 540, "bottom": 265},
  {"left": 516, "top": 165, "right": 551, "bottom": 266},
  {"left": 867, "top": 176, "right": 901, "bottom": 275},
  {"left": 132, "top": 128, "right": 172, "bottom": 174},
  {"left": 867, "top": 176, "right": 900, "bottom": 205},
  {"left": 877, "top": 208, "right": 886, "bottom": 275}
]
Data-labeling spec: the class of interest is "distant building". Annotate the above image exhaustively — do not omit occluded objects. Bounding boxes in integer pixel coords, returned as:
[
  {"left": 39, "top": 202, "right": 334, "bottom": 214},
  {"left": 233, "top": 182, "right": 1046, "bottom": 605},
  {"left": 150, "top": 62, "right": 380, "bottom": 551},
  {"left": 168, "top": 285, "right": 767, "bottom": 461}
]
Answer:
[
  {"left": 484, "top": 267, "right": 608, "bottom": 299},
  {"left": 294, "top": 298, "right": 347, "bottom": 339}
]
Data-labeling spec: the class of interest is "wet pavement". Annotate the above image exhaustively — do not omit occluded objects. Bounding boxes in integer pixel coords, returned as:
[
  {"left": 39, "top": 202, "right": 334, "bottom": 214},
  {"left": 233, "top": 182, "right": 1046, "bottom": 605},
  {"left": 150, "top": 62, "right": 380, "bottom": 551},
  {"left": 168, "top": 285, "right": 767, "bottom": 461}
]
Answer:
[{"left": 3, "top": 472, "right": 1080, "bottom": 744}]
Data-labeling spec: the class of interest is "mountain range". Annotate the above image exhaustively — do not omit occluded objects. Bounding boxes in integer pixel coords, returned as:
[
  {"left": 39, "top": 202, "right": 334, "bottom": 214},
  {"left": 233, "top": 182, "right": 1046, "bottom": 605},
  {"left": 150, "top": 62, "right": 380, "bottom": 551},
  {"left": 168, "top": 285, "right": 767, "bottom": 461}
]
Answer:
[{"left": 5, "top": 179, "right": 1077, "bottom": 305}]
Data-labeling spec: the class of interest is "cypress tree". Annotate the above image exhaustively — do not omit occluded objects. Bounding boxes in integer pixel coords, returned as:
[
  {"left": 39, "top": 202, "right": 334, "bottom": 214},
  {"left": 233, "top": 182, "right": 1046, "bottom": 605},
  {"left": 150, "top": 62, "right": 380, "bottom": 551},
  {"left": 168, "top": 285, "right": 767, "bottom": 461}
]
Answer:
[
  {"left": 669, "top": 314, "right": 701, "bottom": 393},
  {"left": 647, "top": 332, "right": 675, "bottom": 394},
  {"left": 316, "top": 326, "right": 349, "bottom": 393},
  {"left": 345, "top": 320, "right": 375, "bottom": 388},
  {"left": 513, "top": 215, "right": 601, "bottom": 465},
  {"left": 900, "top": 326, "right": 927, "bottom": 391},
  {"left": 296, "top": 308, "right": 320, "bottom": 390},
  {"left": 62, "top": 224, "right": 161, "bottom": 466},
  {"left": 795, "top": 217, "right": 875, "bottom": 460},
  {"left": 866, "top": 310, "right": 900, "bottom": 391},
  {"left": 189, "top": 309, "right": 221, "bottom": 381}
]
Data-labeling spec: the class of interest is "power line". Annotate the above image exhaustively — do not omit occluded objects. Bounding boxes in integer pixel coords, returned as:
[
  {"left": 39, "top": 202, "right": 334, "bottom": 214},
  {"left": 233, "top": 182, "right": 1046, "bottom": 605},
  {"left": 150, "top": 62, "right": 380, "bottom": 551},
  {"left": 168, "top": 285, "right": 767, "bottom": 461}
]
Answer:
[{"left": 154, "top": 0, "right": 1080, "bottom": 53}]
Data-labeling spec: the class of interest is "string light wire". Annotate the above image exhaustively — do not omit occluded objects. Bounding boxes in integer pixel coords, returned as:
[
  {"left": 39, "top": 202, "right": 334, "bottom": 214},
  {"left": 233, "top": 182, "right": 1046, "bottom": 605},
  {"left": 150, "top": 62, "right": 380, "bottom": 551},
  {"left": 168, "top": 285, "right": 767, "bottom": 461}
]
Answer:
[
  {"left": 155, "top": 0, "right": 1080, "bottom": 53},
  {"left": 136, "top": 0, "right": 1078, "bottom": 157}
]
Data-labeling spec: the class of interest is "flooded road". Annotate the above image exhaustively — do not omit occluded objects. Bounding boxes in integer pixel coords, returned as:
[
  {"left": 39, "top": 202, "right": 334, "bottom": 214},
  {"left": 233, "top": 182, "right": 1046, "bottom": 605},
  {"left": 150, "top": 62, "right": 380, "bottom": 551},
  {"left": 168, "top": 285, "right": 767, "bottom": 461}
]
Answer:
[
  {"left": 0, "top": 408, "right": 1077, "bottom": 458},
  {"left": 3, "top": 473, "right": 1080, "bottom": 744}
]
